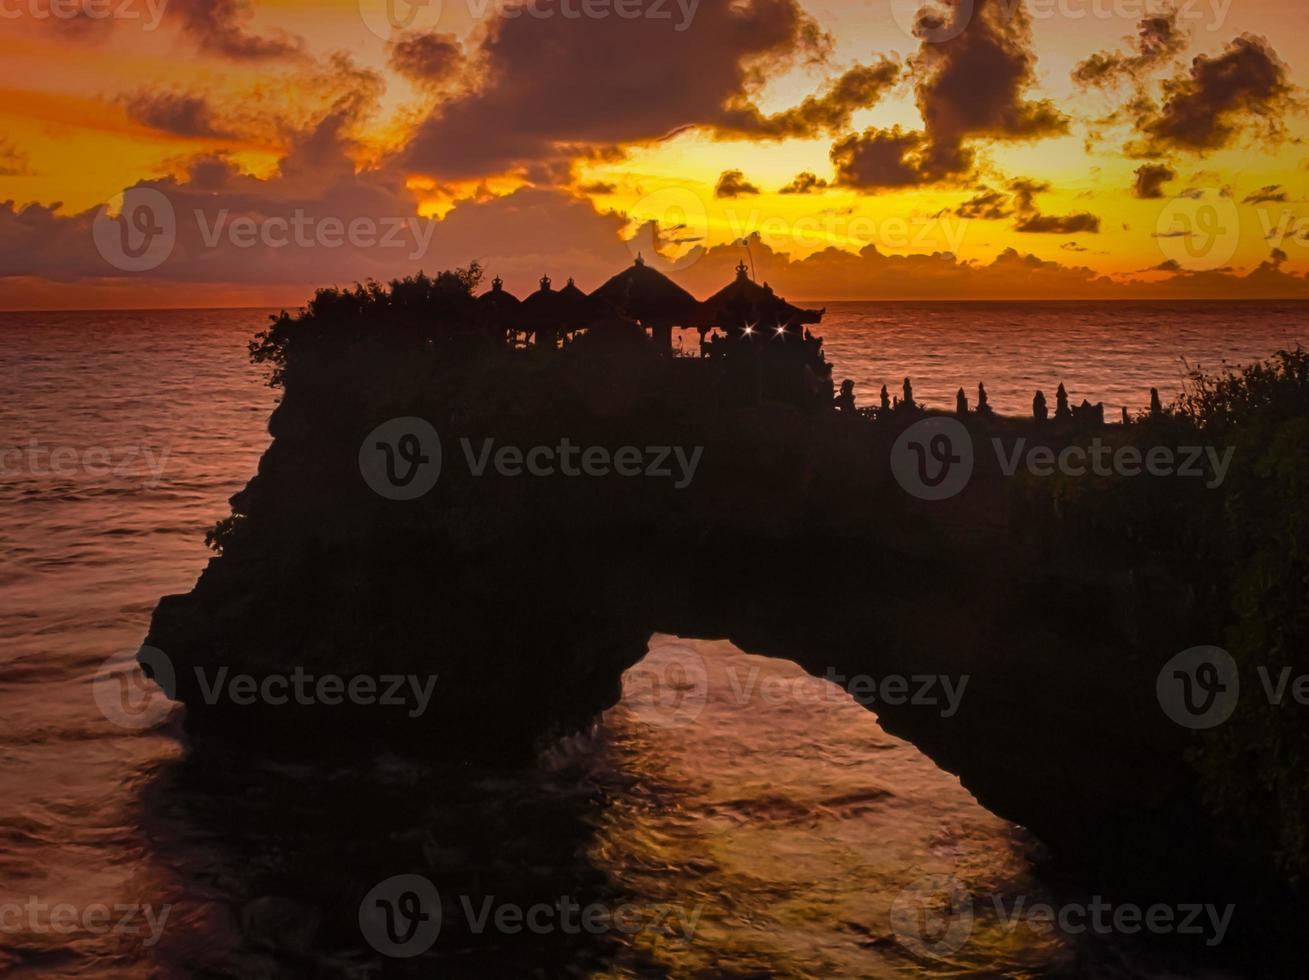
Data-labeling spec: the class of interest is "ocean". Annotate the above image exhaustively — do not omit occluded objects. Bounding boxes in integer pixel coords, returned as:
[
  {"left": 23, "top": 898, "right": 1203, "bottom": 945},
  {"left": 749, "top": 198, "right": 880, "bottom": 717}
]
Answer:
[{"left": 2, "top": 302, "right": 1301, "bottom": 976}]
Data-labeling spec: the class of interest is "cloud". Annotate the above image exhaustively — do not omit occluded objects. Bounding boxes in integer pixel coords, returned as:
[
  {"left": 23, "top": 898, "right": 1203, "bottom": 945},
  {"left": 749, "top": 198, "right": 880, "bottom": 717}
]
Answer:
[
  {"left": 388, "top": 31, "right": 464, "bottom": 88},
  {"left": 911, "top": 0, "right": 1067, "bottom": 171},
  {"left": 1243, "top": 184, "right": 1288, "bottom": 204},
  {"left": 403, "top": 0, "right": 826, "bottom": 180},
  {"left": 714, "top": 169, "right": 761, "bottom": 198},
  {"left": 1009, "top": 178, "right": 1101, "bottom": 234},
  {"left": 1133, "top": 163, "right": 1175, "bottom": 199},
  {"left": 712, "top": 58, "right": 901, "bottom": 139},
  {"left": 1013, "top": 211, "right": 1102, "bottom": 234},
  {"left": 1073, "top": 9, "right": 1187, "bottom": 87},
  {"left": 0, "top": 123, "right": 631, "bottom": 301},
  {"left": 123, "top": 53, "right": 389, "bottom": 153},
  {"left": 168, "top": 0, "right": 303, "bottom": 60},
  {"left": 577, "top": 181, "right": 617, "bottom": 195},
  {"left": 936, "top": 179, "right": 1100, "bottom": 233},
  {"left": 828, "top": 0, "right": 1067, "bottom": 189},
  {"left": 4, "top": 164, "right": 1306, "bottom": 307},
  {"left": 778, "top": 172, "right": 828, "bottom": 194},
  {"left": 940, "top": 186, "right": 1012, "bottom": 220},
  {"left": 1135, "top": 35, "right": 1292, "bottom": 153},
  {"left": 661, "top": 232, "right": 1308, "bottom": 301},
  {"left": 829, "top": 126, "right": 927, "bottom": 190},
  {"left": 121, "top": 91, "right": 235, "bottom": 139}
]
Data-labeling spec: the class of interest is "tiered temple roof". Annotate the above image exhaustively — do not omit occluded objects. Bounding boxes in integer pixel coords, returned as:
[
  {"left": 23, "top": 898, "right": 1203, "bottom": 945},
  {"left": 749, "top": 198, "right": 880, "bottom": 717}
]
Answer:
[{"left": 479, "top": 257, "right": 823, "bottom": 349}]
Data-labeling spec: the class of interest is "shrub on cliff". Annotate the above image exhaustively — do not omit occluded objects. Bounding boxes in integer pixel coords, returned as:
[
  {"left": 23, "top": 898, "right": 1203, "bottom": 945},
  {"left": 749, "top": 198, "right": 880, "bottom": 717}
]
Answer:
[
  {"left": 249, "top": 265, "right": 486, "bottom": 388},
  {"left": 1014, "top": 348, "right": 1309, "bottom": 881},
  {"left": 1178, "top": 348, "right": 1309, "bottom": 881}
]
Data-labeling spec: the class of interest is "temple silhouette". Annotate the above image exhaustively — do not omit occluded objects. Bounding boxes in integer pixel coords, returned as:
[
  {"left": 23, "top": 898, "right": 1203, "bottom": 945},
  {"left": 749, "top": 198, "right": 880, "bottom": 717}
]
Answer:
[
  {"left": 478, "top": 256, "right": 833, "bottom": 410},
  {"left": 469, "top": 256, "right": 1120, "bottom": 421}
]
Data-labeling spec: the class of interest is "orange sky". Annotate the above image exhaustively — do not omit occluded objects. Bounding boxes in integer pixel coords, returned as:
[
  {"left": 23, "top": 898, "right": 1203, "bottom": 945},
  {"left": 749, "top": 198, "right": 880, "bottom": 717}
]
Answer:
[{"left": 1, "top": 0, "right": 1308, "bottom": 307}]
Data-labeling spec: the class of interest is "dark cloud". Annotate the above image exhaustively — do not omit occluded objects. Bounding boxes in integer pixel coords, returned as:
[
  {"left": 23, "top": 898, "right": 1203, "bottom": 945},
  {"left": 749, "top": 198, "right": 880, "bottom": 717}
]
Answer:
[
  {"left": 1014, "top": 211, "right": 1102, "bottom": 234},
  {"left": 404, "top": 0, "right": 826, "bottom": 179},
  {"left": 828, "top": 0, "right": 1066, "bottom": 189},
  {"left": 1073, "top": 9, "right": 1187, "bottom": 87},
  {"left": 121, "top": 91, "right": 235, "bottom": 139},
  {"left": 715, "top": 169, "right": 761, "bottom": 198},
  {"left": 778, "top": 171, "right": 828, "bottom": 194},
  {"left": 1009, "top": 178, "right": 1101, "bottom": 234},
  {"left": 921, "top": 179, "right": 1098, "bottom": 232},
  {"left": 830, "top": 126, "right": 926, "bottom": 190},
  {"left": 577, "top": 181, "right": 617, "bottom": 195},
  {"left": 1136, "top": 35, "right": 1292, "bottom": 153},
  {"left": 910, "top": 0, "right": 1067, "bottom": 175},
  {"left": 713, "top": 58, "right": 900, "bottom": 139},
  {"left": 388, "top": 31, "right": 464, "bottom": 88},
  {"left": 168, "top": 0, "right": 303, "bottom": 60},
  {"left": 1243, "top": 185, "right": 1288, "bottom": 204},
  {"left": 940, "top": 186, "right": 1012, "bottom": 220},
  {"left": 1133, "top": 163, "right": 1175, "bottom": 199}
]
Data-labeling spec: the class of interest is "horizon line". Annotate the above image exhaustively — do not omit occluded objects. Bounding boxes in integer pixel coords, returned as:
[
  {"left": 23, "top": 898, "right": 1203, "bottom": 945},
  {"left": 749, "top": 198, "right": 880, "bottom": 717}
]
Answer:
[{"left": 7, "top": 297, "right": 1309, "bottom": 315}]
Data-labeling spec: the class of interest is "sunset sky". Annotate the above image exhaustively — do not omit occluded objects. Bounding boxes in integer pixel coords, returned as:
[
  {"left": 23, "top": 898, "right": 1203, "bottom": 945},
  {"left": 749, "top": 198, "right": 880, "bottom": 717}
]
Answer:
[{"left": 2, "top": 0, "right": 1308, "bottom": 306}]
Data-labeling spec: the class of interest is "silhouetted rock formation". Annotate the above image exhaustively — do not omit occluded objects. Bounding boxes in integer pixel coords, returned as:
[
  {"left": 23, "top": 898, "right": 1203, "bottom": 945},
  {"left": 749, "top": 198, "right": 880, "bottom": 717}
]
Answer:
[
  {"left": 1033, "top": 389, "right": 1048, "bottom": 422},
  {"left": 142, "top": 270, "right": 1307, "bottom": 967}
]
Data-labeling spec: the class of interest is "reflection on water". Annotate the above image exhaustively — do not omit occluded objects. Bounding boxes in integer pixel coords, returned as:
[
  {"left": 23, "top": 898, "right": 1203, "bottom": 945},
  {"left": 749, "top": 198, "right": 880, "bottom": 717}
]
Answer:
[
  {"left": 0, "top": 307, "right": 1277, "bottom": 976},
  {"left": 598, "top": 638, "right": 1103, "bottom": 978}
]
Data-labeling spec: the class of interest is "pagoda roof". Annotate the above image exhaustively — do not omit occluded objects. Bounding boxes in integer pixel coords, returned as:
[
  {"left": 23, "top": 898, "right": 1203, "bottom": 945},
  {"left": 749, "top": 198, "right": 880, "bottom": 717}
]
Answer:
[
  {"left": 590, "top": 255, "right": 700, "bottom": 325},
  {"left": 699, "top": 261, "right": 823, "bottom": 327}
]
